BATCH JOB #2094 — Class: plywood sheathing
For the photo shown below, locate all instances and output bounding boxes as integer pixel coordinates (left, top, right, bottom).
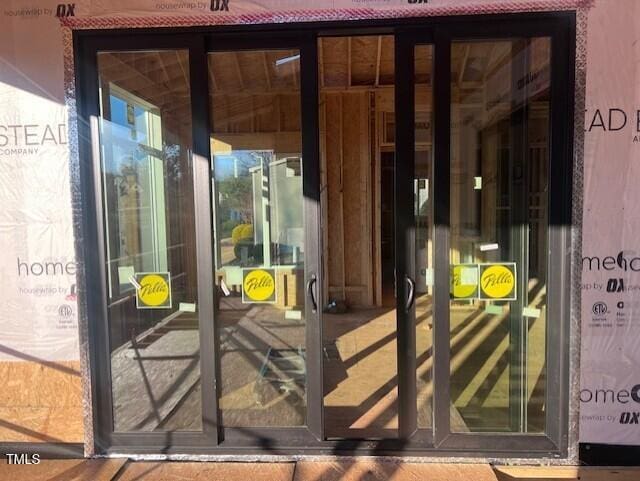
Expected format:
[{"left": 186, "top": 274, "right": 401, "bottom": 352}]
[
  {"left": 378, "top": 36, "right": 396, "bottom": 86},
  {"left": 321, "top": 92, "right": 373, "bottom": 307},
  {"left": 342, "top": 94, "right": 362, "bottom": 289},
  {"left": 322, "top": 37, "right": 349, "bottom": 88},
  {"left": 320, "top": 36, "right": 396, "bottom": 90},
  {"left": 0, "top": 361, "right": 84, "bottom": 442},
  {"left": 323, "top": 94, "right": 345, "bottom": 299},
  {"left": 319, "top": 35, "right": 397, "bottom": 307},
  {"left": 351, "top": 36, "right": 377, "bottom": 86},
  {"left": 494, "top": 467, "right": 640, "bottom": 481},
  {"left": 373, "top": 91, "right": 384, "bottom": 306}
]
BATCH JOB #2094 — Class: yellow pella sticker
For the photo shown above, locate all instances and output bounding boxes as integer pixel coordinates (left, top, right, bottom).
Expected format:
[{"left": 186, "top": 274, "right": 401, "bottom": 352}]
[
  {"left": 479, "top": 263, "right": 516, "bottom": 300},
  {"left": 242, "top": 268, "right": 277, "bottom": 303},
  {"left": 135, "top": 272, "right": 172, "bottom": 309},
  {"left": 450, "top": 264, "right": 479, "bottom": 299}
]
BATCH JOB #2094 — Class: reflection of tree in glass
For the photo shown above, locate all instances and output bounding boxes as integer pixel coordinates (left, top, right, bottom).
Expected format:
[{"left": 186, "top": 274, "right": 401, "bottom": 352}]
[
  {"left": 162, "top": 143, "right": 182, "bottom": 182},
  {"left": 109, "top": 155, "right": 142, "bottom": 267},
  {"left": 115, "top": 156, "right": 142, "bottom": 198},
  {"left": 215, "top": 151, "right": 270, "bottom": 261},
  {"left": 218, "top": 175, "right": 253, "bottom": 229}
]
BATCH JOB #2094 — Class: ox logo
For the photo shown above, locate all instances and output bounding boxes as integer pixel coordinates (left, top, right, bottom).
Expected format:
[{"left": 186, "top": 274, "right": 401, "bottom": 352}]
[
  {"left": 607, "top": 278, "right": 625, "bottom": 292},
  {"left": 210, "top": 0, "right": 229, "bottom": 11},
  {"left": 620, "top": 412, "right": 640, "bottom": 424},
  {"left": 55, "top": 3, "right": 75, "bottom": 17}
]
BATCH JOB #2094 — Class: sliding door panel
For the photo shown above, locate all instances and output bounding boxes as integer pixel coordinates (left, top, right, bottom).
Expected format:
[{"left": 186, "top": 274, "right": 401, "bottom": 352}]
[
  {"left": 399, "top": 20, "right": 569, "bottom": 454},
  {"left": 448, "top": 38, "right": 550, "bottom": 434},
  {"left": 208, "top": 48, "right": 313, "bottom": 429},
  {"left": 96, "top": 49, "right": 203, "bottom": 433}
]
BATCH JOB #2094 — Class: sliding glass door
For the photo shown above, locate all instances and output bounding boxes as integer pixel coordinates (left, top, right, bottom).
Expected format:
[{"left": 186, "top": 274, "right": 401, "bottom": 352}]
[
  {"left": 395, "top": 18, "right": 573, "bottom": 454},
  {"left": 78, "top": 13, "right": 574, "bottom": 456},
  {"left": 80, "top": 34, "right": 323, "bottom": 450}
]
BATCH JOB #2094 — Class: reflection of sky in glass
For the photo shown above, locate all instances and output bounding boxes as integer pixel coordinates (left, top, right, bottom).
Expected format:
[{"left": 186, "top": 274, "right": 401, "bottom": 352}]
[
  {"left": 109, "top": 94, "right": 149, "bottom": 144},
  {"left": 106, "top": 94, "right": 153, "bottom": 174},
  {"left": 110, "top": 95, "right": 127, "bottom": 127},
  {"left": 213, "top": 150, "right": 271, "bottom": 180}
]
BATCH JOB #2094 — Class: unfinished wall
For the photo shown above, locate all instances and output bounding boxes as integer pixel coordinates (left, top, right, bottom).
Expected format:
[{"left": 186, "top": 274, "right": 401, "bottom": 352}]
[{"left": 320, "top": 92, "right": 374, "bottom": 307}]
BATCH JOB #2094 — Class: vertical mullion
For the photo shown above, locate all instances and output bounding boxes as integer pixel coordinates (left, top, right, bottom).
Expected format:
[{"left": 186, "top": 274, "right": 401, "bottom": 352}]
[
  {"left": 394, "top": 32, "right": 417, "bottom": 439},
  {"left": 300, "top": 33, "right": 324, "bottom": 441},
  {"left": 190, "top": 36, "right": 219, "bottom": 444},
  {"left": 432, "top": 29, "right": 451, "bottom": 446}
]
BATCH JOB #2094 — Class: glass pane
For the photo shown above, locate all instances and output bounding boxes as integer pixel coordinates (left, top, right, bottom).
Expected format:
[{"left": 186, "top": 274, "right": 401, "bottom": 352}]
[
  {"left": 209, "top": 50, "right": 306, "bottom": 427},
  {"left": 320, "top": 35, "right": 399, "bottom": 439},
  {"left": 414, "top": 44, "right": 434, "bottom": 429},
  {"left": 449, "top": 38, "right": 550, "bottom": 433},
  {"left": 97, "top": 50, "right": 202, "bottom": 432}
]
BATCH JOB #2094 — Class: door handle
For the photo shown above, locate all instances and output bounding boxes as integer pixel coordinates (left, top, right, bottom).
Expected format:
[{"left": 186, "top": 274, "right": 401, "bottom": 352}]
[
  {"left": 405, "top": 275, "right": 415, "bottom": 312},
  {"left": 307, "top": 274, "right": 318, "bottom": 313}
]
